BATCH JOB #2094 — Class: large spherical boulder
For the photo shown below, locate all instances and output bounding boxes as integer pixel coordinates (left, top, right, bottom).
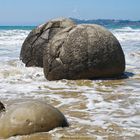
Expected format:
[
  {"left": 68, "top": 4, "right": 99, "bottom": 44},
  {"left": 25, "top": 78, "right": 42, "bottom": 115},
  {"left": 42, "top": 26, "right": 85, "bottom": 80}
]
[
  {"left": 20, "top": 18, "right": 75, "bottom": 67},
  {"left": 0, "top": 100, "right": 68, "bottom": 138},
  {"left": 43, "top": 24, "right": 125, "bottom": 80}
]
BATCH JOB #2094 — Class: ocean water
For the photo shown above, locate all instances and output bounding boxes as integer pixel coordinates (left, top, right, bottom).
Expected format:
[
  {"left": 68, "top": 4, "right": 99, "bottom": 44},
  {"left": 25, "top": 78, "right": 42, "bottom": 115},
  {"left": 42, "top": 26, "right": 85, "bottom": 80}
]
[{"left": 0, "top": 25, "right": 140, "bottom": 140}]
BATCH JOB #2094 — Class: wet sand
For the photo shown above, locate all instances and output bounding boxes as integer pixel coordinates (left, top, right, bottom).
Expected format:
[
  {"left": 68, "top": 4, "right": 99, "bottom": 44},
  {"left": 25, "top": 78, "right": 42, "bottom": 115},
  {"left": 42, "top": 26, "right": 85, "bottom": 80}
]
[
  {"left": 0, "top": 27, "right": 140, "bottom": 140},
  {"left": 0, "top": 60, "right": 139, "bottom": 140}
]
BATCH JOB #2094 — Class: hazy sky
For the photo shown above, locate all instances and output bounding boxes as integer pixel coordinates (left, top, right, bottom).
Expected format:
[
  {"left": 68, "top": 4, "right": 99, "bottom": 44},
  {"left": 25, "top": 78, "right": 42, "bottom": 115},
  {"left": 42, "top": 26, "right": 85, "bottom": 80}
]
[{"left": 0, "top": 0, "right": 140, "bottom": 25}]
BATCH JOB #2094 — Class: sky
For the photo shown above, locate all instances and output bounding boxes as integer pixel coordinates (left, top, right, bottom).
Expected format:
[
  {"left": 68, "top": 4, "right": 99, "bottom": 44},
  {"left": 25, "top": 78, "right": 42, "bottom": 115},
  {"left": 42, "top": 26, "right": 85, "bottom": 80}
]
[{"left": 0, "top": 0, "right": 140, "bottom": 25}]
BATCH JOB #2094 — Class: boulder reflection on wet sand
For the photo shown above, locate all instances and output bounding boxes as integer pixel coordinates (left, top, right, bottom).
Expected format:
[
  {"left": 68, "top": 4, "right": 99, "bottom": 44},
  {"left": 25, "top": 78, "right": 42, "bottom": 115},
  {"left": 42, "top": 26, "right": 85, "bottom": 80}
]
[
  {"left": 0, "top": 101, "right": 5, "bottom": 112},
  {"left": 0, "top": 100, "right": 68, "bottom": 139}
]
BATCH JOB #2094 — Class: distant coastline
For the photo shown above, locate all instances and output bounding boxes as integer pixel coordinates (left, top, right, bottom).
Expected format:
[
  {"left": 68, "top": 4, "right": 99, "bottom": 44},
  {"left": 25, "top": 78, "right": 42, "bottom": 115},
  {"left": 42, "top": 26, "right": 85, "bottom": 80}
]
[
  {"left": 71, "top": 18, "right": 140, "bottom": 27},
  {"left": 1, "top": 18, "right": 140, "bottom": 27}
]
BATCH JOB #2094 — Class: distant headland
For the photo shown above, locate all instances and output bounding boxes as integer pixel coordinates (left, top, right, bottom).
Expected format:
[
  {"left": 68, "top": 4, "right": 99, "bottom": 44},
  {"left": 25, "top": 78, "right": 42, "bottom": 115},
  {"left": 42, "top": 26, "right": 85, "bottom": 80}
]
[{"left": 71, "top": 18, "right": 140, "bottom": 27}]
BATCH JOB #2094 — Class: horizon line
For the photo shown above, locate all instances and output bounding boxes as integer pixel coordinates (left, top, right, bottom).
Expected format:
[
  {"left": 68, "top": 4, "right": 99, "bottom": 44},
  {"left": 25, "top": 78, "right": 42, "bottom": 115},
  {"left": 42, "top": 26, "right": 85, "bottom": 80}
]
[{"left": 0, "top": 18, "right": 140, "bottom": 26}]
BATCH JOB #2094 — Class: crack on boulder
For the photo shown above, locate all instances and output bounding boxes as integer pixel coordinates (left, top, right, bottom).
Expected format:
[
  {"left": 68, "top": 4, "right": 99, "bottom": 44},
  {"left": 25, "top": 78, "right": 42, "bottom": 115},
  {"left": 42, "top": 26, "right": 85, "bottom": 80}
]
[
  {"left": 46, "top": 41, "right": 65, "bottom": 78},
  {"left": 20, "top": 18, "right": 75, "bottom": 67},
  {"left": 46, "top": 26, "right": 75, "bottom": 78},
  {"left": 44, "top": 24, "right": 125, "bottom": 80}
]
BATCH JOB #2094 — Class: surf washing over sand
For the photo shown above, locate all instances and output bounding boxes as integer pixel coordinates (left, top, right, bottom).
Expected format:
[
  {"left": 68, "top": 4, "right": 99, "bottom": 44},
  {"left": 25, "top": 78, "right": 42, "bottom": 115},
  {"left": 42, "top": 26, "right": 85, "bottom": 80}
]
[{"left": 0, "top": 25, "right": 140, "bottom": 139}]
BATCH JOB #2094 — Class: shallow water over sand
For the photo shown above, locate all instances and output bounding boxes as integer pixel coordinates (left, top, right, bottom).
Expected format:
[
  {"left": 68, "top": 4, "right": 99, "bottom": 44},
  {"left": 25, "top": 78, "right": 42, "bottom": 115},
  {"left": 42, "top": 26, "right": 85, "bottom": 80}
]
[{"left": 0, "top": 27, "right": 140, "bottom": 140}]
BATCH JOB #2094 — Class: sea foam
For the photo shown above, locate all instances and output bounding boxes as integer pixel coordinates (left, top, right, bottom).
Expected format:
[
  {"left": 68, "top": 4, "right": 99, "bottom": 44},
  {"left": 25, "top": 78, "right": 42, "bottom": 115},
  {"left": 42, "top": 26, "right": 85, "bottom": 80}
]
[{"left": 0, "top": 26, "right": 140, "bottom": 139}]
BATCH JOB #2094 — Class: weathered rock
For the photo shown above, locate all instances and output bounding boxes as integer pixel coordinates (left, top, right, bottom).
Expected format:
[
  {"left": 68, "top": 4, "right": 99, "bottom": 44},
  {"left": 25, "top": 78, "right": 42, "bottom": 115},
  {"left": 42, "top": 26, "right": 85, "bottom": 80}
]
[
  {"left": 0, "top": 101, "right": 5, "bottom": 112},
  {"left": 43, "top": 24, "right": 125, "bottom": 80},
  {"left": 20, "top": 18, "right": 75, "bottom": 67},
  {"left": 0, "top": 100, "right": 68, "bottom": 138}
]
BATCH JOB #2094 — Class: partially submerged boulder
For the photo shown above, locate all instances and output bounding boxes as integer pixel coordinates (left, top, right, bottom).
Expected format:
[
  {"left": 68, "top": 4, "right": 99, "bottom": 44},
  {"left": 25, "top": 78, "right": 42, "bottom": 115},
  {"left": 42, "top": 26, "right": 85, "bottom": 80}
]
[
  {"left": 20, "top": 18, "right": 75, "bottom": 67},
  {"left": 43, "top": 24, "right": 125, "bottom": 80},
  {"left": 0, "top": 100, "right": 68, "bottom": 138}
]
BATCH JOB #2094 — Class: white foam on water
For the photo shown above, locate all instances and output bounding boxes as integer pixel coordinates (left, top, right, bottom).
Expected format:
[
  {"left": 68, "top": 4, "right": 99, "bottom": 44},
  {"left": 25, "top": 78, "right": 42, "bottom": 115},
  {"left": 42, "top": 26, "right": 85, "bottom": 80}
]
[
  {"left": 0, "top": 27, "right": 140, "bottom": 139},
  {"left": 0, "top": 30, "right": 30, "bottom": 61},
  {"left": 0, "top": 30, "right": 29, "bottom": 45},
  {"left": 111, "top": 27, "right": 140, "bottom": 43},
  {"left": 84, "top": 91, "right": 103, "bottom": 110},
  {"left": 110, "top": 26, "right": 140, "bottom": 71}
]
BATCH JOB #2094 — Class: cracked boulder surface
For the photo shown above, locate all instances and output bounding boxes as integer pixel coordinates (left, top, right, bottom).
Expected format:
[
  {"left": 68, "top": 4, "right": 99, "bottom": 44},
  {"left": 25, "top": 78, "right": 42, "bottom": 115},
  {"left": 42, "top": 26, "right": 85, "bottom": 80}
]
[
  {"left": 20, "top": 18, "right": 76, "bottom": 67},
  {"left": 0, "top": 100, "right": 68, "bottom": 138},
  {"left": 43, "top": 24, "right": 125, "bottom": 80}
]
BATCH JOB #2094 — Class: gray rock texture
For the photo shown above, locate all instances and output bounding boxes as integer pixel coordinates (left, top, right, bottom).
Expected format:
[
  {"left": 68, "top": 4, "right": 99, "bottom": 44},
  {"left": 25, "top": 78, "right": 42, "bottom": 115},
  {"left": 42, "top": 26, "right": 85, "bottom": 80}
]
[
  {"left": 0, "top": 100, "right": 68, "bottom": 138},
  {"left": 20, "top": 18, "right": 75, "bottom": 67},
  {"left": 43, "top": 24, "right": 125, "bottom": 80}
]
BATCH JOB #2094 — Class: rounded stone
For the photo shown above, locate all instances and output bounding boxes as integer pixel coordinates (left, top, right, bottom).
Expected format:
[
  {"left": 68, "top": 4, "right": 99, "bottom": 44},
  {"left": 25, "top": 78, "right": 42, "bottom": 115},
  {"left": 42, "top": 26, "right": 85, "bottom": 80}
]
[
  {"left": 0, "top": 100, "right": 68, "bottom": 138},
  {"left": 20, "top": 18, "right": 76, "bottom": 67},
  {"left": 43, "top": 24, "right": 125, "bottom": 80}
]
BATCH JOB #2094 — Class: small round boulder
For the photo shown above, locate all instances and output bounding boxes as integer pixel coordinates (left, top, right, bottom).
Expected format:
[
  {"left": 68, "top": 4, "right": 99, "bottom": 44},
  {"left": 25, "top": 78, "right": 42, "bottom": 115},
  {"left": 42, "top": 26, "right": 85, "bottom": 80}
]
[
  {"left": 20, "top": 18, "right": 75, "bottom": 67},
  {"left": 0, "top": 100, "right": 68, "bottom": 138},
  {"left": 43, "top": 24, "right": 125, "bottom": 80}
]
